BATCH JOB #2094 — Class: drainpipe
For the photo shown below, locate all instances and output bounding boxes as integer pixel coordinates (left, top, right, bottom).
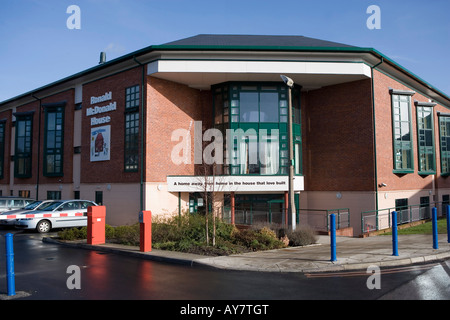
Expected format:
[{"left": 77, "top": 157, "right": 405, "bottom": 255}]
[
  {"left": 32, "top": 94, "right": 42, "bottom": 201},
  {"left": 370, "top": 57, "right": 384, "bottom": 212},
  {"left": 133, "top": 56, "right": 146, "bottom": 212}
]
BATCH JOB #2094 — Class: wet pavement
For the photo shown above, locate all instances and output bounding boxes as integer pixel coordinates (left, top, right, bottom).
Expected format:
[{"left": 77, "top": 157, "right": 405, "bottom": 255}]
[{"left": 44, "top": 233, "right": 450, "bottom": 273}]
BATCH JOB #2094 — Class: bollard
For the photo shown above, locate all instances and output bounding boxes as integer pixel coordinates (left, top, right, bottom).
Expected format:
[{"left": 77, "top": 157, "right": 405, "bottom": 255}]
[
  {"left": 330, "top": 214, "right": 337, "bottom": 262},
  {"left": 432, "top": 207, "right": 438, "bottom": 250},
  {"left": 447, "top": 205, "right": 450, "bottom": 244},
  {"left": 5, "top": 233, "right": 16, "bottom": 296},
  {"left": 139, "top": 211, "right": 152, "bottom": 252},
  {"left": 392, "top": 211, "right": 399, "bottom": 256}
]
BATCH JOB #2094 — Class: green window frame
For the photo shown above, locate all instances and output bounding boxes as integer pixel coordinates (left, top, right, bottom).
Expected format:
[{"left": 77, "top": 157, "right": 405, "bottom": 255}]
[
  {"left": 125, "top": 85, "right": 140, "bottom": 109},
  {"left": 213, "top": 82, "right": 302, "bottom": 176},
  {"left": 124, "top": 85, "right": 140, "bottom": 172},
  {"left": 416, "top": 102, "right": 436, "bottom": 175},
  {"left": 14, "top": 113, "right": 33, "bottom": 178},
  {"left": 439, "top": 114, "right": 450, "bottom": 176},
  {"left": 391, "top": 90, "right": 415, "bottom": 173},
  {"left": 44, "top": 105, "right": 65, "bottom": 176},
  {"left": 0, "top": 121, "right": 5, "bottom": 179},
  {"left": 124, "top": 111, "right": 139, "bottom": 172}
]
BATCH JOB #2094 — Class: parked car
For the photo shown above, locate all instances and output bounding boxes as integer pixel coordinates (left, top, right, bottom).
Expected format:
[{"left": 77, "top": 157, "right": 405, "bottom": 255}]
[
  {"left": 0, "top": 197, "right": 35, "bottom": 213},
  {"left": 0, "top": 200, "right": 57, "bottom": 226},
  {"left": 15, "top": 200, "right": 98, "bottom": 233}
]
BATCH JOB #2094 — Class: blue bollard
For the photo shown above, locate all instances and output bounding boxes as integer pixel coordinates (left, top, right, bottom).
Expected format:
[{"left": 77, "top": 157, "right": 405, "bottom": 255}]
[
  {"left": 432, "top": 207, "right": 438, "bottom": 250},
  {"left": 5, "top": 233, "right": 16, "bottom": 296},
  {"left": 392, "top": 211, "right": 399, "bottom": 256},
  {"left": 447, "top": 205, "right": 450, "bottom": 244},
  {"left": 330, "top": 214, "right": 337, "bottom": 262}
]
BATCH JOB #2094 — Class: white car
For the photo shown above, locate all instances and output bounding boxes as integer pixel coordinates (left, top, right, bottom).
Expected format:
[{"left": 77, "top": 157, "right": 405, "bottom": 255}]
[
  {"left": 15, "top": 200, "right": 98, "bottom": 233},
  {"left": 0, "top": 200, "right": 57, "bottom": 226}
]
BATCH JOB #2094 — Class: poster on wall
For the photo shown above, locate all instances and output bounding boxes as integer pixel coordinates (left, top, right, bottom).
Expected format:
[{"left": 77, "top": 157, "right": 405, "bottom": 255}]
[{"left": 91, "top": 125, "right": 111, "bottom": 162}]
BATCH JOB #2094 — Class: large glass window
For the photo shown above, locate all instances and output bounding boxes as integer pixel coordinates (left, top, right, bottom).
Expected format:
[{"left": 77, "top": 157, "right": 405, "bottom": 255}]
[
  {"left": 240, "top": 92, "right": 259, "bottom": 122},
  {"left": 124, "top": 85, "right": 140, "bottom": 172},
  {"left": 417, "top": 105, "right": 435, "bottom": 174},
  {"left": 15, "top": 114, "right": 33, "bottom": 178},
  {"left": 213, "top": 82, "right": 301, "bottom": 176},
  {"left": 44, "top": 106, "right": 64, "bottom": 176},
  {"left": 0, "top": 121, "right": 5, "bottom": 179},
  {"left": 392, "top": 93, "right": 414, "bottom": 173},
  {"left": 125, "top": 112, "right": 139, "bottom": 172},
  {"left": 439, "top": 115, "right": 450, "bottom": 175}
]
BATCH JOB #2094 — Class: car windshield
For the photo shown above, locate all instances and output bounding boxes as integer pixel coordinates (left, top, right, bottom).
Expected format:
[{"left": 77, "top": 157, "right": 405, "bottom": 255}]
[
  {"left": 42, "top": 201, "right": 64, "bottom": 211},
  {"left": 23, "top": 201, "right": 43, "bottom": 210}
]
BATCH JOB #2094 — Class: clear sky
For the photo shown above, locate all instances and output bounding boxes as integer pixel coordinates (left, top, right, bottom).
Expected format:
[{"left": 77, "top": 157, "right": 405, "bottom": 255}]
[{"left": 0, "top": 0, "right": 449, "bottom": 102}]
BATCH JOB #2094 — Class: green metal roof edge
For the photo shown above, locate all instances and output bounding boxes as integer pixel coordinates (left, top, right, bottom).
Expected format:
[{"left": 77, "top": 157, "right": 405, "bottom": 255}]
[{"left": 1, "top": 43, "right": 449, "bottom": 106}]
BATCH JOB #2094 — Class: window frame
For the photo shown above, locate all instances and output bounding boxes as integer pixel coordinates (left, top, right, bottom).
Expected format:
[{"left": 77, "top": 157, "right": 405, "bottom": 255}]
[
  {"left": 415, "top": 101, "right": 436, "bottom": 175},
  {"left": 43, "top": 103, "right": 65, "bottom": 177},
  {"left": 390, "top": 89, "right": 415, "bottom": 174},
  {"left": 0, "top": 120, "right": 6, "bottom": 179},
  {"left": 212, "top": 82, "right": 302, "bottom": 176},
  {"left": 124, "top": 84, "right": 140, "bottom": 172},
  {"left": 438, "top": 113, "right": 450, "bottom": 176},
  {"left": 14, "top": 112, "right": 34, "bottom": 178}
]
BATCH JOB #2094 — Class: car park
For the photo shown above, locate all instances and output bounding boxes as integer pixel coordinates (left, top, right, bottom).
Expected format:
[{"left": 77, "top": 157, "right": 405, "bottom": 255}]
[
  {"left": 15, "top": 200, "right": 98, "bottom": 233},
  {"left": 0, "top": 200, "right": 57, "bottom": 226},
  {"left": 0, "top": 197, "right": 35, "bottom": 213}
]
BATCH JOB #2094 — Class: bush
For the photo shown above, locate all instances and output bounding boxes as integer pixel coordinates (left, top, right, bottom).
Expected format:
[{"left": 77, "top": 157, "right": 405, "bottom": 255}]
[
  {"left": 57, "top": 213, "right": 316, "bottom": 256},
  {"left": 285, "top": 226, "right": 317, "bottom": 246},
  {"left": 58, "top": 227, "right": 87, "bottom": 241}
]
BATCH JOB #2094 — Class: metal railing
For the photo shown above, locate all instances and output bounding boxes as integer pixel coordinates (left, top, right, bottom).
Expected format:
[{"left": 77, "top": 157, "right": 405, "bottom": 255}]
[
  {"left": 299, "top": 208, "right": 350, "bottom": 232},
  {"left": 361, "top": 201, "right": 447, "bottom": 234},
  {"left": 223, "top": 206, "right": 350, "bottom": 232}
]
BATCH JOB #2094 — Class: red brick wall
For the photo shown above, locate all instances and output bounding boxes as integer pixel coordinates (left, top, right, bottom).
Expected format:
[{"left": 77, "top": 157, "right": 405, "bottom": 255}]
[
  {"left": 373, "top": 69, "right": 450, "bottom": 191},
  {"left": 146, "top": 77, "right": 212, "bottom": 182},
  {"left": 81, "top": 67, "right": 143, "bottom": 184},
  {"left": 303, "top": 79, "right": 375, "bottom": 191},
  {"left": 11, "top": 89, "right": 75, "bottom": 186}
]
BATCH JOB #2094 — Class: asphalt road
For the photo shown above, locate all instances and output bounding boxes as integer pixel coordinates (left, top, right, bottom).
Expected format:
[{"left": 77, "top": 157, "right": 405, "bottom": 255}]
[{"left": 0, "top": 229, "right": 449, "bottom": 305}]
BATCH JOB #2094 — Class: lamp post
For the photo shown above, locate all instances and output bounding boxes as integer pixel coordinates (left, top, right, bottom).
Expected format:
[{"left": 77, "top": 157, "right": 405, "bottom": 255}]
[{"left": 280, "top": 75, "right": 296, "bottom": 231}]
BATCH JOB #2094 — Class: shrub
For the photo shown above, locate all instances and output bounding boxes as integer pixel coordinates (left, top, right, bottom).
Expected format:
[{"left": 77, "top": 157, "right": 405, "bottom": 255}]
[{"left": 286, "top": 226, "right": 317, "bottom": 246}]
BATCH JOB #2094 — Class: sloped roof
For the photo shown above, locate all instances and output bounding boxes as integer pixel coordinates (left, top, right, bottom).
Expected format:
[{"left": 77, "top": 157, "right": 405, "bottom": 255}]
[{"left": 162, "top": 34, "right": 355, "bottom": 48}]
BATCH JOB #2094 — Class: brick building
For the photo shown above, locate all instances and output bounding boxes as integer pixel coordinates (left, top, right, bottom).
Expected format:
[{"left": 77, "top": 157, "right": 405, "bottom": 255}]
[{"left": 1, "top": 34, "right": 449, "bottom": 235}]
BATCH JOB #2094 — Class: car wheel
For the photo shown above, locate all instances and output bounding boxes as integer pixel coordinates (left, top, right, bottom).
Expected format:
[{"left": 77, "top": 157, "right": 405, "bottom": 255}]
[{"left": 36, "top": 220, "right": 51, "bottom": 233}]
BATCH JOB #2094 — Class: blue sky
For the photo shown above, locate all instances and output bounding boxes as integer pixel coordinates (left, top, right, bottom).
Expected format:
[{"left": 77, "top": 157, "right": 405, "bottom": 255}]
[{"left": 0, "top": 0, "right": 449, "bottom": 102}]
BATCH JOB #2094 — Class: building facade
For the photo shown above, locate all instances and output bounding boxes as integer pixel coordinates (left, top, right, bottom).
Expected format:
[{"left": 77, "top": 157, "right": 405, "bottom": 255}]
[{"left": 1, "top": 34, "right": 449, "bottom": 235}]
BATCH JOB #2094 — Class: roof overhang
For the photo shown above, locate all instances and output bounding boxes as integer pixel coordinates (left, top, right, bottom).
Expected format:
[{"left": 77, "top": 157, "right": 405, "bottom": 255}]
[{"left": 148, "top": 57, "right": 372, "bottom": 91}]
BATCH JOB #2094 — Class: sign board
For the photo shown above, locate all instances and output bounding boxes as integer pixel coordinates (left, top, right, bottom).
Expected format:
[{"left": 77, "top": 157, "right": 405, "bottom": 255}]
[
  {"left": 90, "top": 125, "right": 111, "bottom": 162},
  {"left": 167, "top": 175, "right": 304, "bottom": 193}
]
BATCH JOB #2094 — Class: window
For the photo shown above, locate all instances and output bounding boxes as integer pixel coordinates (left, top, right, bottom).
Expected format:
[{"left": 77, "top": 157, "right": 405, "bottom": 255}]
[
  {"left": 440, "top": 115, "right": 450, "bottom": 175},
  {"left": 44, "top": 105, "right": 64, "bottom": 176},
  {"left": 95, "top": 191, "right": 103, "bottom": 205},
  {"left": 391, "top": 92, "right": 414, "bottom": 173},
  {"left": 14, "top": 113, "right": 33, "bottom": 178},
  {"left": 416, "top": 104, "right": 435, "bottom": 174},
  {"left": 213, "top": 82, "right": 301, "bottom": 176},
  {"left": 126, "top": 85, "right": 140, "bottom": 109},
  {"left": 125, "top": 85, "right": 140, "bottom": 172},
  {"left": 0, "top": 121, "right": 5, "bottom": 179},
  {"left": 47, "top": 191, "right": 61, "bottom": 200},
  {"left": 124, "top": 112, "right": 139, "bottom": 171}
]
